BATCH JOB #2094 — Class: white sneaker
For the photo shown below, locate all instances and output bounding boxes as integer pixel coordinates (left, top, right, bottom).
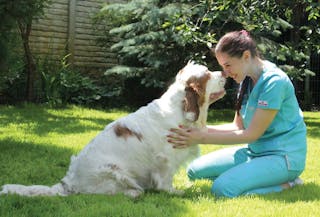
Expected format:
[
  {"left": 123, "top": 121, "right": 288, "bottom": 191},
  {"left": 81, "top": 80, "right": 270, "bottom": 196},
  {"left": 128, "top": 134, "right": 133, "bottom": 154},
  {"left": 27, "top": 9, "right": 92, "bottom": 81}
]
[{"left": 288, "top": 177, "right": 303, "bottom": 188}]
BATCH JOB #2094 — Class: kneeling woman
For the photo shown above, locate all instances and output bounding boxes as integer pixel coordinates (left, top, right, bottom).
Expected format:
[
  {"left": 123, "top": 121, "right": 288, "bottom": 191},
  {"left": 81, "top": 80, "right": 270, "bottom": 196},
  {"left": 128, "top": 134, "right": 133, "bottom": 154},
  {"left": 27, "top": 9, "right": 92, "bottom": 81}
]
[{"left": 167, "top": 30, "right": 307, "bottom": 198}]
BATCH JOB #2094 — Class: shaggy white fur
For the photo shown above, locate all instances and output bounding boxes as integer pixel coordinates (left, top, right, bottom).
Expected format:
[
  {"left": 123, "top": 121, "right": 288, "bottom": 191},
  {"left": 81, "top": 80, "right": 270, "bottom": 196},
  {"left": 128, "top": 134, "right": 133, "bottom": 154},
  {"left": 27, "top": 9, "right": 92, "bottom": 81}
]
[{"left": 0, "top": 62, "right": 225, "bottom": 197}]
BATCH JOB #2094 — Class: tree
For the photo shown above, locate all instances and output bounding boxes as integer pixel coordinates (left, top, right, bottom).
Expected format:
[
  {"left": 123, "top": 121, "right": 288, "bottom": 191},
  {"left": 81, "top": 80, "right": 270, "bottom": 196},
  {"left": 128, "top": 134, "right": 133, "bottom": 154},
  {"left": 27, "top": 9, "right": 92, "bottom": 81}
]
[
  {"left": 96, "top": 0, "right": 319, "bottom": 100},
  {"left": 95, "top": 0, "right": 205, "bottom": 91},
  {"left": 0, "top": 0, "right": 50, "bottom": 101}
]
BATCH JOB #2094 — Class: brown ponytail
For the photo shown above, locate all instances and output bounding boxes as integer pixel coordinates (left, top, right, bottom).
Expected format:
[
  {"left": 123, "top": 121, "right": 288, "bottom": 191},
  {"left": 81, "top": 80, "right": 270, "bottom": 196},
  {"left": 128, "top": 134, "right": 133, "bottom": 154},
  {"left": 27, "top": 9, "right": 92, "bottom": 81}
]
[{"left": 235, "top": 76, "right": 251, "bottom": 114}]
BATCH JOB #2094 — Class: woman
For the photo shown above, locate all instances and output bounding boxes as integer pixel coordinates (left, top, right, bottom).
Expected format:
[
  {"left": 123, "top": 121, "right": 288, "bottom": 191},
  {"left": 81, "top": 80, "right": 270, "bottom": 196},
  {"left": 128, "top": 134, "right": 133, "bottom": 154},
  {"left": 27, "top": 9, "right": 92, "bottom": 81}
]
[{"left": 167, "top": 30, "right": 307, "bottom": 198}]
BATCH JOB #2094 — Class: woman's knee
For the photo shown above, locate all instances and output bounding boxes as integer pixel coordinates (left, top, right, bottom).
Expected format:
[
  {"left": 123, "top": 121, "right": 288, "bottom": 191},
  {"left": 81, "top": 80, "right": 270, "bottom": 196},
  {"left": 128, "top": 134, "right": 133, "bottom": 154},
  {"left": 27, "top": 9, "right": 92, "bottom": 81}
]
[
  {"left": 211, "top": 178, "right": 241, "bottom": 198},
  {"left": 186, "top": 163, "right": 214, "bottom": 181},
  {"left": 186, "top": 164, "right": 198, "bottom": 181}
]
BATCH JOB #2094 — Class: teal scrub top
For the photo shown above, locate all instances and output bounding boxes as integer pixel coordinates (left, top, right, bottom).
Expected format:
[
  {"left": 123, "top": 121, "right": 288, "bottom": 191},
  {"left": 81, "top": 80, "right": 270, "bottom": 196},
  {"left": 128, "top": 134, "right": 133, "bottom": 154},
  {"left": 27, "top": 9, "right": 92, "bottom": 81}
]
[{"left": 240, "top": 60, "right": 307, "bottom": 171}]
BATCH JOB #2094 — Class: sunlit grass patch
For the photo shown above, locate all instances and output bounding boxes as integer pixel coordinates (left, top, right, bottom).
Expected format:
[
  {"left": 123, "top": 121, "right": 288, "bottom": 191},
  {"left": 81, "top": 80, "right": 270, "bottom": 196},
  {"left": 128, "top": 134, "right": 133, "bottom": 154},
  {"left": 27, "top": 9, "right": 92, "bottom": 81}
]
[{"left": 0, "top": 104, "right": 319, "bottom": 217}]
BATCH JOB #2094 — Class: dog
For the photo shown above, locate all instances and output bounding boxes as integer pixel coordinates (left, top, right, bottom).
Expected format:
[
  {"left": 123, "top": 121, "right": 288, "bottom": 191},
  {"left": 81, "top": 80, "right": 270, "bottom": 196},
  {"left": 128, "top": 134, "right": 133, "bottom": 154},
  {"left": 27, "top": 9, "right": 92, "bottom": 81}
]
[{"left": 0, "top": 61, "right": 226, "bottom": 197}]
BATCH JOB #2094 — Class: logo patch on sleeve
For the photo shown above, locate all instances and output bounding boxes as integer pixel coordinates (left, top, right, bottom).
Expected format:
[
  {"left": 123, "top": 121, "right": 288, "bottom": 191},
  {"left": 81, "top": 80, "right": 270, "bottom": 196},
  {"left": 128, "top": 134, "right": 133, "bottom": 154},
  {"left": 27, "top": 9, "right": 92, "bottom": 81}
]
[{"left": 258, "top": 100, "right": 268, "bottom": 106}]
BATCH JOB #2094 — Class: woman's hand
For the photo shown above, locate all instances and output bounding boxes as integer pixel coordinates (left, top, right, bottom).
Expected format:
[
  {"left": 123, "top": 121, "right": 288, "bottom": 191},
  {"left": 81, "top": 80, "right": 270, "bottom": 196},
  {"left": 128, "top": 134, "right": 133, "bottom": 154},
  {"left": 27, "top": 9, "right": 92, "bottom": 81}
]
[{"left": 167, "top": 125, "right": 207, "bottom": 149}]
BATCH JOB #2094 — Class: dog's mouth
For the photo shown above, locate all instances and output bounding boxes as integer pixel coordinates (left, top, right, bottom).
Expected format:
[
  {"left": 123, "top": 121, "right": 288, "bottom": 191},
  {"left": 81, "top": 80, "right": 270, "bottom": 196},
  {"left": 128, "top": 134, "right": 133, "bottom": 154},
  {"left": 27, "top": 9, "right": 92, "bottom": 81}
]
[
  {"left": 209, "top": 89, "right": 226, "bottom": 104},
  {"left": 210, "top": 76, "right": 227, "bottom": 103}
]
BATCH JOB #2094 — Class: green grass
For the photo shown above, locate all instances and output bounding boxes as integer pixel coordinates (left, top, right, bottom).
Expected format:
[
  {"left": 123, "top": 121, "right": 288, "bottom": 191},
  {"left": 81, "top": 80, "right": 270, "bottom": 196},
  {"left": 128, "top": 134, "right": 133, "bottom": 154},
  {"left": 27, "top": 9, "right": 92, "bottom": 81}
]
[{"left": 0, "top": 104, "right": 319, "bottom": 217}]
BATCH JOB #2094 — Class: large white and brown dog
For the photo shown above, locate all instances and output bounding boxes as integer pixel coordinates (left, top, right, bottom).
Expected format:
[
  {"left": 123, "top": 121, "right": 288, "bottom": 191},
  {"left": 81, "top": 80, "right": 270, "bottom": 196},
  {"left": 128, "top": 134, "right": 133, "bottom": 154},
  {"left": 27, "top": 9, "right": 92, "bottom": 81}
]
[{"left": 0, "top": 61, "right": 226, "bottom": 197}]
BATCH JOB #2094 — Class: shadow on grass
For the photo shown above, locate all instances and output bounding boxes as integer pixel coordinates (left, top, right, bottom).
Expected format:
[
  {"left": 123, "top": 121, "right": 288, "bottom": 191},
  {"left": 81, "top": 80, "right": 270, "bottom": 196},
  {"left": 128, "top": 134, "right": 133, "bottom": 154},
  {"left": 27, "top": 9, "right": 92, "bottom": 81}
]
[
  {"left": 0, "top": 138, "right": 73, "bottom": 185},
  {"left": 0, "top": 105, "right": 115, "bottom": 136},
  {"left": 257, "top": 182, "right": 320, "bottom": 203},
  {"left": 0, "top": 193, "right": 193, "bottom": 217},
  {"left": 169, "top": 180, "right": 320, "bottom": 203}
]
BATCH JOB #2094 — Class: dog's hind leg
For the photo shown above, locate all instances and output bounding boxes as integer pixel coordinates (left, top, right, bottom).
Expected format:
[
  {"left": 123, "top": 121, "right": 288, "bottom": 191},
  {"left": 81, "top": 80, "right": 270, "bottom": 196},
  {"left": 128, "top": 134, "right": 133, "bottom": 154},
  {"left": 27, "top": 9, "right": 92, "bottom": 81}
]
[{"left": 97, "top": 163, "right": 144, "bottom": 197}]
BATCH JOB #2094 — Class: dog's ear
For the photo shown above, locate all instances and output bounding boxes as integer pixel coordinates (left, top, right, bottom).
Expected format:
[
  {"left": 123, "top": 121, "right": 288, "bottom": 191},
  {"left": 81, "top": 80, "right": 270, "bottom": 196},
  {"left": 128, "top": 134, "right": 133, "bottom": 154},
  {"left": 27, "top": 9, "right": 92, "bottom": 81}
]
[
  {"left": 183, "top": 85, "right": 200, "bottom": 122},
  {"left": 183, "top": 74, "right": 209, "bottom": 122}
]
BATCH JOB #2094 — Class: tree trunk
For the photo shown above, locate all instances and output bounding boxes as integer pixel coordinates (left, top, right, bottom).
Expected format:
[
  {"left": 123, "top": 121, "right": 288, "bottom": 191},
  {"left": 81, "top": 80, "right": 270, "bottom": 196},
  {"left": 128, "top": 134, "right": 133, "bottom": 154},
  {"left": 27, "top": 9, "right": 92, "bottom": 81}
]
[
  {"left": 18, "top": 21, "right": 36, "bottom": 102},
  {"left": 290, "top": 3, "right": 303, "bottom": 47}
]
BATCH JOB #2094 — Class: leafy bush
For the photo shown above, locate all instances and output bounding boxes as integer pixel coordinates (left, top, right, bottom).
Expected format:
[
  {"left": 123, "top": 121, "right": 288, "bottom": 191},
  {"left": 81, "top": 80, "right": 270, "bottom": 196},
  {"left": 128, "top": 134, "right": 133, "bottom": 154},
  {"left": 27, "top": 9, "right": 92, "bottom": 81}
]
[
  {"left": 95, "top": 0, "right": 319, "bottom": 108},
  {"left": 95, "top": 0, "right": 208, "bottom": 89},
  {"left": 0, "top": 0, "right": 51, "bottom": 101},
  {"left": 0, "top": 32, "right": 26, "bottom": 104},
  {"left": 38, "top": 55, "right": 103, "bottom": 107}
]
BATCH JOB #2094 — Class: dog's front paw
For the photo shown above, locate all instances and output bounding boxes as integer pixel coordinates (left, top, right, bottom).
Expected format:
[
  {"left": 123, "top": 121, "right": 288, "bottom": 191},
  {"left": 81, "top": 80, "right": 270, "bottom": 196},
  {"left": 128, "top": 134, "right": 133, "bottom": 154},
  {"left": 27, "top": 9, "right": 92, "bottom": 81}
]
[{"left": 124, "top": 189, "right": 143, "bottom": 198}]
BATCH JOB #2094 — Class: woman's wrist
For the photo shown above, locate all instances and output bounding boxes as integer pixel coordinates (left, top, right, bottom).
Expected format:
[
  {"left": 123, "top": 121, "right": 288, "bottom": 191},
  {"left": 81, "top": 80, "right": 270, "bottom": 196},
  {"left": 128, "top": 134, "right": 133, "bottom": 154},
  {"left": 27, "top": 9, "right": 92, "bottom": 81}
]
[{"left": 199, "top": 127, "right": 210, "bottom": 144}]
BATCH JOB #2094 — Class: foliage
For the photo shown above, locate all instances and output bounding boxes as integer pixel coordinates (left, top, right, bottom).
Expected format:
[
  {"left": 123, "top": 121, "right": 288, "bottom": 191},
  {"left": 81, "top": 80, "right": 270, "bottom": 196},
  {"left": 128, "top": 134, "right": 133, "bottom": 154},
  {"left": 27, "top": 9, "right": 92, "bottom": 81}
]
[
  {"left": 38, "top": 55, "right": 103, "bottom": 107},
  {"left": 0, "top": 0, "right": 51, "bottom": 101},
  {"left": 95, "top": 0, "right": 204, "bottom": 90},
  {"left": 96, "top": 0, "right": 319, "bottom": 92},
  {"left": 0, "top": 2, "right": 26, "bottom": 102},
  {"left": 0, "top": 105, "right": 319, "bottom": 216},
  {"left": 0, "top": 33, "right": 25, "bottom": 103},
  {"left": 232, "top": 0, "right": 319, "bottom": 80}
]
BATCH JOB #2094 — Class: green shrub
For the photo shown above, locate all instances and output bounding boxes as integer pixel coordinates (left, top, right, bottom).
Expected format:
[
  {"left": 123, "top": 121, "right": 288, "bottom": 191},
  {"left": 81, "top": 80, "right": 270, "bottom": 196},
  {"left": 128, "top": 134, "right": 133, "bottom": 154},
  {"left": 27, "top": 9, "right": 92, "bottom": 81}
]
[
  {"left": 38, "top": 55, "right": 103, "bottom": 107},
  {"left": 0, "top": 33, "right": 26, "bottom": 103},
  {"left": 95, "top": 0, "right": 319, "bottom": 108}
]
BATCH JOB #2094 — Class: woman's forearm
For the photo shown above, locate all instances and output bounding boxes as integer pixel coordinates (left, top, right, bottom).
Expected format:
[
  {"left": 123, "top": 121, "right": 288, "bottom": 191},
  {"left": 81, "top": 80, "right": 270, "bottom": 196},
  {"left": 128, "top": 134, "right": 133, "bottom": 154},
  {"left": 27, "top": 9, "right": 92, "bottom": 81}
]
[
  {"left": 203, "top": 109, "right": 278, "bottom": 145},
  {"left": 206, "top": 112, "right": 243, "bottom": 133},
  {"left": 202, "top": 129, "right": 252, "bottom": 145},
  {"left": 207, "top": 123, "right": 242, "bottom": 132}
]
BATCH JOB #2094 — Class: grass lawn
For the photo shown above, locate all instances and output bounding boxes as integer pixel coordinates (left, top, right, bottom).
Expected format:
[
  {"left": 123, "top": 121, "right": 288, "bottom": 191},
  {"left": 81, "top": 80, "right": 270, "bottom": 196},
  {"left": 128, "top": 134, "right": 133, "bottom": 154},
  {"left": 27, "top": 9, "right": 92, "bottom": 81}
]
[{"left": 0, "top": 104, "right": 319, "bottom": 217}]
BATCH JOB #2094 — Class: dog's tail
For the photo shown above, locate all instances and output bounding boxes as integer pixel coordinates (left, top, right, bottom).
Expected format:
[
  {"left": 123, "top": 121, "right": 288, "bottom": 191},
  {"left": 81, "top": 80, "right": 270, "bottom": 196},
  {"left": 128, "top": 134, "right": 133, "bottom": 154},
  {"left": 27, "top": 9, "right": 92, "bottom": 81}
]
[{"left": 0, "top": 183, "right": 67, "bottom": 196}]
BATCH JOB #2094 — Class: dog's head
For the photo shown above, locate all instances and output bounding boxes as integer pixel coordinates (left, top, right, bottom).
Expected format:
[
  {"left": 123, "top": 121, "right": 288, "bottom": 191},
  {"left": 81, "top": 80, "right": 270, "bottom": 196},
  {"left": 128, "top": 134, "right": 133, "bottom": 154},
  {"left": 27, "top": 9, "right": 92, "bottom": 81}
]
[{"left": 176, "top": 61, "right": 226, "bottom": 122}]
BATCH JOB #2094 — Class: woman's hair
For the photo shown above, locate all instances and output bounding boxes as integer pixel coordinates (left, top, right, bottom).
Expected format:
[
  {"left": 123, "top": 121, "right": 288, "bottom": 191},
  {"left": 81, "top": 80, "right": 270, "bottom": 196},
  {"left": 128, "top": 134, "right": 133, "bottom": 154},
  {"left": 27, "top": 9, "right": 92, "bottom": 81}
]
[
  {"left": 214, "top": 30, "right": 257, "bottom": 58},
  {"left": 213, "top": 30, "right": 258, "bottom": 114}
]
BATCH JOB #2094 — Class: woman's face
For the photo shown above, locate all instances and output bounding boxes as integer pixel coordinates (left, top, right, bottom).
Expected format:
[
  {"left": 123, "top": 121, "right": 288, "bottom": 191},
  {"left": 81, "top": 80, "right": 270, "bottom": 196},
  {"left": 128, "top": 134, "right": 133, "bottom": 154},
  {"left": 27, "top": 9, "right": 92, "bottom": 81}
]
[{"left": 215, "top": 51, "right": 249, "bottom": 84}]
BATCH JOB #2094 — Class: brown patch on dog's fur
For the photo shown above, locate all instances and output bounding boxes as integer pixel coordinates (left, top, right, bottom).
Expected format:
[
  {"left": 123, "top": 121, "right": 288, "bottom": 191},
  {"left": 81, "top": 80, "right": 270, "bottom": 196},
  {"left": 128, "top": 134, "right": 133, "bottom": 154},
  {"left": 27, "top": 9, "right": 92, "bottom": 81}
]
[
  {"left": 186, "top": 72, "right": 210, "bottom": 106},
  {"left": 183, "top": 86, "right": 200, "bottom": 121},
  {"left": 183, "top": 72, "right": 210, "bottom": 121},
  {"left": 113, "top": 123, "right": 143, "bottom": 141}
]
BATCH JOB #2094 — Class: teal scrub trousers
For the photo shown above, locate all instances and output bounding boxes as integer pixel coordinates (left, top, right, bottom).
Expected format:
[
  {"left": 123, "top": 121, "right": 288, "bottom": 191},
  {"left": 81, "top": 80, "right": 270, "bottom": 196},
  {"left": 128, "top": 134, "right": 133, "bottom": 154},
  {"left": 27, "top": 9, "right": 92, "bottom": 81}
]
[{"left": 187, "top": 146, "right": 303, "bottom": 198}]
